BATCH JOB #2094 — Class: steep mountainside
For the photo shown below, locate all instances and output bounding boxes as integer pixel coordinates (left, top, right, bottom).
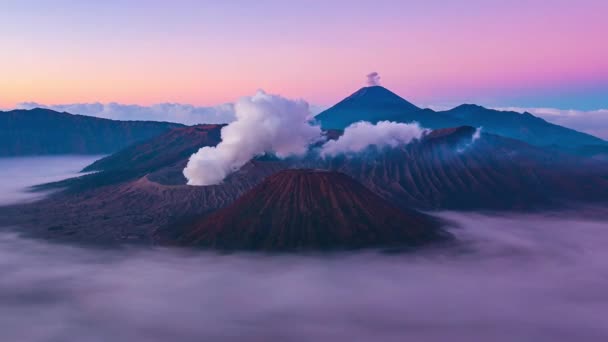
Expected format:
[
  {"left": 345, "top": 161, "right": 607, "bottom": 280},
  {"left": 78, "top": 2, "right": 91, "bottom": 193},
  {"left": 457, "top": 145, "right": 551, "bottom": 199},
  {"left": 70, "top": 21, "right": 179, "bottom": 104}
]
[
  {"left": 310, "top": 127, "right": 608, "bottom": 210},
  {"left": 568, "top": 144, "right": 608, "bottom": 161},
  {"left": 0, "top": 108, "right": 183, "bottom": 156},
  {"left": 163, "top": 169, "right": 447, "bottom": 251},
  {"left": 315, "top": 86, "right": 463, "bottom": 130}
]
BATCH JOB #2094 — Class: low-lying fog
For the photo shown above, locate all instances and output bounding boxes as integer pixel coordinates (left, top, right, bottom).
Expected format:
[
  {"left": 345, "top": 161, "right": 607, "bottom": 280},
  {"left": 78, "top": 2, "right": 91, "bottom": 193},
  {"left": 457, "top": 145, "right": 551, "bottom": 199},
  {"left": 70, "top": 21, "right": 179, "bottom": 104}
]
[
  {"left": 0, "top": 156, "right": 102, "bottom": 205},
  {"left": 1, "top": 157, "right": 607, "bottom": 341}
]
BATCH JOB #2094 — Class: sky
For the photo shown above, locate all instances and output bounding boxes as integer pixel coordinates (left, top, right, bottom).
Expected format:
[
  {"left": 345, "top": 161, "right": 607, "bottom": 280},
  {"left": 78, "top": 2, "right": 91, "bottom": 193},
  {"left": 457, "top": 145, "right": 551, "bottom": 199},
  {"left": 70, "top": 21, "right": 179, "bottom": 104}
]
[{"left": 1, "top": 0, "right": 607, "bottom": 111}]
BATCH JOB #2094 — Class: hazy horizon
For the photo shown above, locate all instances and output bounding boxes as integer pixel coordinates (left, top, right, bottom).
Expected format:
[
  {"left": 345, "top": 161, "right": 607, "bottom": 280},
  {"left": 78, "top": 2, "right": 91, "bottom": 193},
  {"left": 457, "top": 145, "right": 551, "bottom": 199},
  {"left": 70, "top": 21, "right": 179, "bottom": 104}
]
[{"left": 5, "top": 88, "right": 608, "bottom": 140}]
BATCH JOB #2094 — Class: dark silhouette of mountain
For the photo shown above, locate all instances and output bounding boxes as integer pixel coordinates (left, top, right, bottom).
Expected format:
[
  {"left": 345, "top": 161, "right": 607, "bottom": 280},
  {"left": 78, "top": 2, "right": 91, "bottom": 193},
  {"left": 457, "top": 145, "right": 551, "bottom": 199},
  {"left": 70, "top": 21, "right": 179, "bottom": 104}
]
[
  {"left": 32, "top": 125, "right": 223, "bottom": 194},
  {"left": 439, "top": 104, "right": 606, "bottom": 148},
  {"left": 0, "top": 108, "right": 183, "bottom": 156},
  {"left": 315, "top": 86, "right": 606, "bottom": 148},
  {"left": 315, "top": 86, "right": 463, "bottom": 130},
  {"left": 3, "top": 124, "right": 608, "bottom": 245},
  {"left": 163, "top": 169, "right": 447, "bottom": 251},
  {"left": 83, "top": 124, "right": 224, "bottom": 173}
]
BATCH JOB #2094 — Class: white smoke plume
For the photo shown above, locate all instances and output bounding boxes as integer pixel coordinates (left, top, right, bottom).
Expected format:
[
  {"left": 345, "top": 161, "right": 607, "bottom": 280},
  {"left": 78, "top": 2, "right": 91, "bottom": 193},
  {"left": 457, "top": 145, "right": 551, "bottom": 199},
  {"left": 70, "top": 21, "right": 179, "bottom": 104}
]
[
  {"left": 184, "top": 90, "right": 322, "bottom": 186},
  {"left": 472, "top": 127, "right": 482, "bottom": 141},
  {"left": 366, "top": 72, "right": 381, "bottom": 86},
  {"left": 320, "top": 121, "right": 427, "bottom": 157},
  {"left": 457, "top": 127, "right": 483, "bottom": 153},
  {"left": 16, "top": 102, "right": 236, "bottom": 125}
]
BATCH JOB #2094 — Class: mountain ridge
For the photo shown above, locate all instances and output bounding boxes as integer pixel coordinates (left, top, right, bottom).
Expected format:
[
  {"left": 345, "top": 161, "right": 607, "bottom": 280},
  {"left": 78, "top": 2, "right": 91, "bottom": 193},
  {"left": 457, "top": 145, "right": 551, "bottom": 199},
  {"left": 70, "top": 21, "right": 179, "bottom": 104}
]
[
  {"left": 0, "top": 108, "right": 184, "bottom": 156},
  {"left": 439, "top": 105, "right": 605, "bottom": 147}
]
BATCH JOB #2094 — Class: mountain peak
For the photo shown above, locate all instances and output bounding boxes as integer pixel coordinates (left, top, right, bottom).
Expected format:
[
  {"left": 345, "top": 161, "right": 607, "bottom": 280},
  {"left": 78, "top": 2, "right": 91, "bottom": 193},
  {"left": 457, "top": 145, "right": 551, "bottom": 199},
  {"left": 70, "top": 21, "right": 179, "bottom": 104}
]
[
  {"left": 314, "top": 86, "right": 443, "bottom": 130},
  {"left": 341, "top": 86, "right": 420, "bottom": 110},
  {"left": 452, "top": 104, "right": 486, "bottom": 111}
]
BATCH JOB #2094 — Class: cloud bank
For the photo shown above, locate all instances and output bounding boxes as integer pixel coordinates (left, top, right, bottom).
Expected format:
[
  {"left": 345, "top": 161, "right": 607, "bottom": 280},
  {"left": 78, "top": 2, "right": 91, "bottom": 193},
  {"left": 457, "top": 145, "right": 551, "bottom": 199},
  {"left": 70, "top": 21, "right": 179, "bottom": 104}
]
[
  {"left": 320, "top": 121, "right": 427, "bottom": 157},
  {"left": 16, "top": 102, "right": 236, "bottom": 125},
  {"left": 0, "top": 156, "right": 101, "bottom": 206},
  {"left": 183, "top": 90, "right": 322, "bottom": 186}
]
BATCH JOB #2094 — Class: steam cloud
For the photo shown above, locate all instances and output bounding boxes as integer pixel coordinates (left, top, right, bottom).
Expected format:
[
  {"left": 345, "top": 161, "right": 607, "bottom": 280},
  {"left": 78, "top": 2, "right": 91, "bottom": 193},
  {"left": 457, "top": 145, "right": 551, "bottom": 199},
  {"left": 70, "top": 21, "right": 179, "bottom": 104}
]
[
  {"left": 321, "top": 121, "right": 427, "bottom": 157},
  {"left": 456, "top": 127, "right": 483, "bottom": 153},
  {"left": 472, "top": 127, "right": 482, "bottom": 141},
  {"left": 183, "top": 90, "right": 322, "bottom": 186},
  {"left": 366, "top": 72, "right": 381, "bottom": 86},
  {"left": 17, "top": 102, "right": 236, "bottom": 125}
]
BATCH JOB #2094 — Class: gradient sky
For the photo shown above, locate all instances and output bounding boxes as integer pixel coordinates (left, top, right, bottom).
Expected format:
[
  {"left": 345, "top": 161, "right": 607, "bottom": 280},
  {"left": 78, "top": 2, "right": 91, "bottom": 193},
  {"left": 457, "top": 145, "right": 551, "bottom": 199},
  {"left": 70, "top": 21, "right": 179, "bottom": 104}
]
[{"left": 1, "top": 0, "right": 607, "bottom": 109}]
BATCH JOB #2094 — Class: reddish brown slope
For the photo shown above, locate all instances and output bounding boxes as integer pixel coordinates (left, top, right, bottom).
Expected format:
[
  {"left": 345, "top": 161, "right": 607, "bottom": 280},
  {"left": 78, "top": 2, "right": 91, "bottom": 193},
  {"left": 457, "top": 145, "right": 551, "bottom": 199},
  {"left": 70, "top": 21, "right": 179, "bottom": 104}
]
[{"left": 168, "top": 169, "right": 446, "bottom": 251}]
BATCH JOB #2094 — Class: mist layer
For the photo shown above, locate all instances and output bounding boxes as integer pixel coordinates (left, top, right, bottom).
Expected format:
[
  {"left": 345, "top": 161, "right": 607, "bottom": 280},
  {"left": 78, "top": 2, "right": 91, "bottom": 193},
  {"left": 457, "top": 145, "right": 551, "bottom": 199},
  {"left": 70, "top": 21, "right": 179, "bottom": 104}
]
[{"left": 1, "top": 211, "right": 608, "bottom": 341}]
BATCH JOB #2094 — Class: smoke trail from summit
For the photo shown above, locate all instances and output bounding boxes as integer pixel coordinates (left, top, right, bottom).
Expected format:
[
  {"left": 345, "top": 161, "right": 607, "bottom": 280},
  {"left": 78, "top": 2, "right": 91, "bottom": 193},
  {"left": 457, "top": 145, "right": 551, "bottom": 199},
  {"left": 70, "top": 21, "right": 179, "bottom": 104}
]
[{"left": 366, "top": 72, "right": 381, "bottom": 86}]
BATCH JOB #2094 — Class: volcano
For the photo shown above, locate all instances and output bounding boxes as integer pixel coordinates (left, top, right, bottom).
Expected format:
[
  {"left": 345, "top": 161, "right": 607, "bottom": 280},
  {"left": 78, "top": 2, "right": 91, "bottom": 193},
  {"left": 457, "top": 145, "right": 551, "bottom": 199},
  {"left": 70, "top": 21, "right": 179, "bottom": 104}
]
[
  {"left": 3, "top": 123, "right": 608, "bottom": 245},
  {"left": 315, "top": 86, "right": 606, "bottom": 149},
  {"left": 167, "top": 169, "right": 447, "bottom": 251},
  {"left": 315, "top": 86, "right": 462, "bottom": 130}
]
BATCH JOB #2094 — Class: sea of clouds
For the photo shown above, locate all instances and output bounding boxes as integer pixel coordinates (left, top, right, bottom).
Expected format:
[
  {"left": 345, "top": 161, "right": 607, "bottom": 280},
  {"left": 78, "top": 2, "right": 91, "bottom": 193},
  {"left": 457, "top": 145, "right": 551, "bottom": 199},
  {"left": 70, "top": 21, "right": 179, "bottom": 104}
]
[
  {"left": 0, "top": 156, "right": 102, "bottom": 206},
  {"left": 1, "top": 212, "right": 608, "bottom": 341},
  {"left": 1, "top": 156, "right": 608, "bottom": 341}
]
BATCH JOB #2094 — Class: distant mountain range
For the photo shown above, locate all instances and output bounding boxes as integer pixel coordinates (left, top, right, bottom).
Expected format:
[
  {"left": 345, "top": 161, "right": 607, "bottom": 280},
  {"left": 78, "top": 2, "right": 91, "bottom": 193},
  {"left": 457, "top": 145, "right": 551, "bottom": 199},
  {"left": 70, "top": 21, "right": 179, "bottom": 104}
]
[
  {"left": 2, "top": 86, "right": 608, "bottom": 248},
  {"left": 0, "top": 108, "right": 183, "bottom": 156},
  {"left": 315, "top": 86, "right": 607, "bottom": 149},
  {"left": 2, "top": 87, "right": 606, "bottom": 158}
]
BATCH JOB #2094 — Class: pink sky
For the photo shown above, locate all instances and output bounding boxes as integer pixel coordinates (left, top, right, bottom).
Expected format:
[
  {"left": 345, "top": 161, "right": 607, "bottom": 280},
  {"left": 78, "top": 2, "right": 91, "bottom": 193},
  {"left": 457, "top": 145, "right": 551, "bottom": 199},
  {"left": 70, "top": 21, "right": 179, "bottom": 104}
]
[{"left": 1, "top": 0, "right": 607, "bottom": 109}]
